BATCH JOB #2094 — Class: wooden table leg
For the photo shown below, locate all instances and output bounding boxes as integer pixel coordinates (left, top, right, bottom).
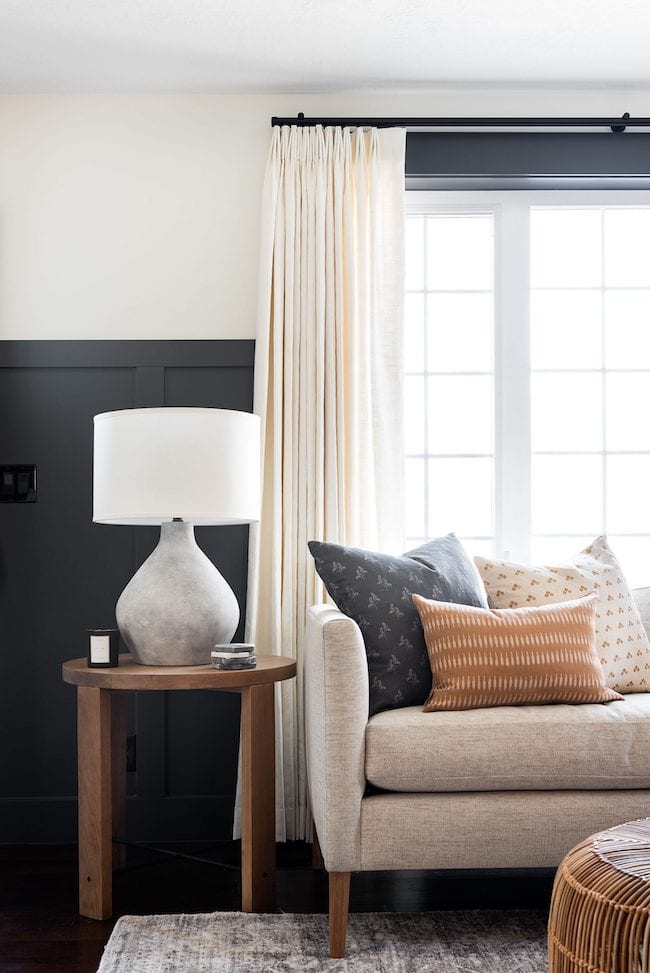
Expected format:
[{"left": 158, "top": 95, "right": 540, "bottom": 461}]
[
  {"left": 77, "top": 685, "right": 113, "bottom": 919},
  {"left": 240, "top": 683, "right": 276, "bottom": 912},
  {"left": 111, "top": 692, "right": 127, "bottom": 871}
]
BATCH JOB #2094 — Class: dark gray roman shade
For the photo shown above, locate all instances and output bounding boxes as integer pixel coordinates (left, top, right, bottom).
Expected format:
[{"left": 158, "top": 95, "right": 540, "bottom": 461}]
[{"left": 406, "top": 133, "right": 650, "bottom": 190}]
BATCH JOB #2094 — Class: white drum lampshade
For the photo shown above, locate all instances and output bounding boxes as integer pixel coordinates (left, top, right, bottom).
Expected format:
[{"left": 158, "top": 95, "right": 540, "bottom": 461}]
[{"left": 93, "top": 408, "right": 261, "bottom": 666}]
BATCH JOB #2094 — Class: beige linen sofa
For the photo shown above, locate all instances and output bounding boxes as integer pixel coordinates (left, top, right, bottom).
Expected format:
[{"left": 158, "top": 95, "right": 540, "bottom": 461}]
[{"left": 304, "top": 590, "right": 650, "bottom": 958}]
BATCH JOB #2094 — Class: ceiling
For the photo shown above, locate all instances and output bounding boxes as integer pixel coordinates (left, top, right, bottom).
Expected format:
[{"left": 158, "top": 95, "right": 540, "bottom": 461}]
[{"left": 0, "top": 0, "right": 649, "bottom": 93}]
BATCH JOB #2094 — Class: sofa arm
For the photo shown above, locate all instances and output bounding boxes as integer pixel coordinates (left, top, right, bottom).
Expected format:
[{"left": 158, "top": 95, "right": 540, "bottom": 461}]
[{"left": 304, "top": 604, "right": 368, "bottom": 872}]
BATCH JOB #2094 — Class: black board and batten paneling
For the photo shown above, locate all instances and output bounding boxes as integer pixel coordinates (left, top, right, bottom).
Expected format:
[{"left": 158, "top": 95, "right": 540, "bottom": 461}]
[{"left": 0, "top": 340, "right": 254, "bottom": 843}]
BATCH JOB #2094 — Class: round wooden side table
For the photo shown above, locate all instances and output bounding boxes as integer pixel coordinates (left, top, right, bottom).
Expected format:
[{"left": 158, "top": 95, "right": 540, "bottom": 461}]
[
  {"left": 62, "top": 654, "right": 296, "bottom": 921},
  {"left": 548, "top": 818, "right": 650, "bottom": 973}
]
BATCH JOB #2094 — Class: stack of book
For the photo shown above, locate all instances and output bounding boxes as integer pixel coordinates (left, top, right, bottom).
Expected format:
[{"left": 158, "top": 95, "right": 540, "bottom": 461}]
[{"left": 211, "top": 643, "right": 256, "bottom": 671}]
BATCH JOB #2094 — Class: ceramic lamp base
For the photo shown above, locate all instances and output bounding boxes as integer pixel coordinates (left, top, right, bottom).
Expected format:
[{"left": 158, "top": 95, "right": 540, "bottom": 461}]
[{"left": 116, "top": 520, "right": 239, "bottom": 666}]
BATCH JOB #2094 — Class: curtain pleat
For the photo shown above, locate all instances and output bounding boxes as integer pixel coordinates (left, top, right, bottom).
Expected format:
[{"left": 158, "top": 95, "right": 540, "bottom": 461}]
[{"left": 241, "top": 124, "right": 406, "bottom": 840}]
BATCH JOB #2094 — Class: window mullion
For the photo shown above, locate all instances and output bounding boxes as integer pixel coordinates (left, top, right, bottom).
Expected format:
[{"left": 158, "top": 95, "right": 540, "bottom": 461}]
[{"left": 497, "top": 199, "right": 531, "bottom": 561}]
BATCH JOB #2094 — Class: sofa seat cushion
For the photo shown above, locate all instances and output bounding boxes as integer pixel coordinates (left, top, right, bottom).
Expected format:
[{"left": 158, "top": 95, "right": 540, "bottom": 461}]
[{"left": 365, "top": 695, "right": 650, "bottom": 792}]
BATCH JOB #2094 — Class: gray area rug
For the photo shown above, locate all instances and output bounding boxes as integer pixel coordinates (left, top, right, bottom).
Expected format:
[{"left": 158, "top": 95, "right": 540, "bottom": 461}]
[{"left": 97, "top": 909, "right": 547, "bottom": 972}]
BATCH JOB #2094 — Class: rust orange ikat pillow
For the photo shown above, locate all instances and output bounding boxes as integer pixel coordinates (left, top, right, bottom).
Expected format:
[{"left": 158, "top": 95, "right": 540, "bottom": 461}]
[{"left": 413, "top": 593, "right": 622, "bottom": 712}]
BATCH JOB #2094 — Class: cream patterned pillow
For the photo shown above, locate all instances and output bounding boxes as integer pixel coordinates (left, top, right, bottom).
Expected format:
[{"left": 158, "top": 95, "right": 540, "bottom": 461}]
[{"left": 474, "top": 536, "right": 650, "bottom": 693}]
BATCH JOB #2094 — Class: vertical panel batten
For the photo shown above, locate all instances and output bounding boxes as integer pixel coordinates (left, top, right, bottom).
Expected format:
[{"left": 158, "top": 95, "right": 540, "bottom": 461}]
[{"left": 111, "top": 692, "right": 128, "bottom": 870}]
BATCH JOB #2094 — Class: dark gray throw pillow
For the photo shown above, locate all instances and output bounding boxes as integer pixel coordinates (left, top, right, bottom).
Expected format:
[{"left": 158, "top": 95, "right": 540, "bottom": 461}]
[{"left": 308, "top": 534, "right": 489, "bottom": 716}]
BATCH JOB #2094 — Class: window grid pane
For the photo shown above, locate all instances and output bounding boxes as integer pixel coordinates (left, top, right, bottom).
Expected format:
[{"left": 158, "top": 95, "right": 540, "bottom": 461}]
[
  {"left": 404, "top": 212, "right": 495, "bottom": 550},
  {"left": 530, "top": 205, "right": 650, "bottom": 583},
  {"left": 406, "top": 200, "right": 650, "bottom": 580}
]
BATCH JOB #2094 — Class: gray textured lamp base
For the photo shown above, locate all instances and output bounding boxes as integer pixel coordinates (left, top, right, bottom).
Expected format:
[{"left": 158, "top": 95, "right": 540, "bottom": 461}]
[{"left": 116, "top": 520, "right": 239, "bottom": 666}]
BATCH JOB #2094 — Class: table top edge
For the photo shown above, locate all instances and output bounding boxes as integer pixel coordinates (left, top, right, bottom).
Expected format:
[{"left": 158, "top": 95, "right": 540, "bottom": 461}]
[{"left": 62, "top": 654, "right": 297, "bottom": 689}]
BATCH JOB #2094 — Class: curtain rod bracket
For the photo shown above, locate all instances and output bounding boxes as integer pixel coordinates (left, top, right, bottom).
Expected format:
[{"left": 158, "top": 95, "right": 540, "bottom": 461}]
[{"left": 611, "top": 112, "right": 630, "bottom": 134}]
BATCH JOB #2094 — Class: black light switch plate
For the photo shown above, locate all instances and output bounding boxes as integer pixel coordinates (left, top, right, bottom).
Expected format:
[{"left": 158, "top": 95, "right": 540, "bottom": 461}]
[{"left": 0, "top": 465, "right": 37, "bottom": 502}]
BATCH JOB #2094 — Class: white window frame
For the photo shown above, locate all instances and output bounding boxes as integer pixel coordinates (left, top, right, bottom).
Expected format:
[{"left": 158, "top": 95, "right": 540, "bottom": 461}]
[{"left": 407, "top": 189, "right": 650, "bottom": 562}]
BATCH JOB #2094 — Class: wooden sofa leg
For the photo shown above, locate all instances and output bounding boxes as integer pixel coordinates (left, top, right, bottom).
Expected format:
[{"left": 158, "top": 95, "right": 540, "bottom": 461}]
[
  {"left": 312, "top": 830, "right": 324, "bottom": 870},
  {"left": 329, "top": 871, "right": 351, "bottom": 959}
]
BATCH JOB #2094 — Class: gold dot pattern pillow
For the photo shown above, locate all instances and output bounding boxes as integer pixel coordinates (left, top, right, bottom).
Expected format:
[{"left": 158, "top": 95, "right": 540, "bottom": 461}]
[
  {"left": 474, "top": 537, "right": 650, "bottom": 693},
  {"left": 413, "top": 593, "right": 622, "bottom": 712}
]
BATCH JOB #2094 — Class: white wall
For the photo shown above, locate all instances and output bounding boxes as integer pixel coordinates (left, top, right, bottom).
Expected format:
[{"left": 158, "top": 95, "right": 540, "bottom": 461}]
[{"left": 1, "top": 88, "right": 648, "bottom": 340}]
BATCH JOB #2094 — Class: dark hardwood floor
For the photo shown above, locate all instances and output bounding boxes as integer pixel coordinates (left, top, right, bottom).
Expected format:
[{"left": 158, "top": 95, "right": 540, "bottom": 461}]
[{"left": 0, "top": 842, "right": 553, "bottom": 972}]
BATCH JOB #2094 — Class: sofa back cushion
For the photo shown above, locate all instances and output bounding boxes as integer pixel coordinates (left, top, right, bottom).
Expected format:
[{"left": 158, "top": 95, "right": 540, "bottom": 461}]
[
  {"left": 308, "top": 534, "right": 488, "bottom": 715},
  {"left": 414, "top": 592, "right": 622, "bottom": 712}
]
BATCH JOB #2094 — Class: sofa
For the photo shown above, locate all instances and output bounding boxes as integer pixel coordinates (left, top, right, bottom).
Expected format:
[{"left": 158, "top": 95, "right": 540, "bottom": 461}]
[{"left": 304, "top": 588, "right": 650, "bottom": 958}]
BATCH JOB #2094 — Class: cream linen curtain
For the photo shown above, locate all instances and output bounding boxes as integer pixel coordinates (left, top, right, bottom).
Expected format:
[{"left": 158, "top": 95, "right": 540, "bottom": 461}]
[{"left": 246, "top": 124, "right": 406, "bottom": 840}]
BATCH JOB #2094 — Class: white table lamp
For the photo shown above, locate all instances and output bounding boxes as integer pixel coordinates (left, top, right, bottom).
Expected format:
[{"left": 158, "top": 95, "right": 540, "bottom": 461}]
[{"left": 93, "top": 407, "right": 261, "bottom": 666}]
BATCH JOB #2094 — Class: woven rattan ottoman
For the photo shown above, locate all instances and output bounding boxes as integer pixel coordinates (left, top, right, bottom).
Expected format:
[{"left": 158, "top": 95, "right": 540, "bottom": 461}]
[{"left": 548, "top": 819, "right": 650, "bottom": 973}]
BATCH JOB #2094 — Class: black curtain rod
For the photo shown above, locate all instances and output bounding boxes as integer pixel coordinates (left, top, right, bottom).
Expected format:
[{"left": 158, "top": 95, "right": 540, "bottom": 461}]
[{"left": 271, "top": 112, "right": 646, "bottom": 133}]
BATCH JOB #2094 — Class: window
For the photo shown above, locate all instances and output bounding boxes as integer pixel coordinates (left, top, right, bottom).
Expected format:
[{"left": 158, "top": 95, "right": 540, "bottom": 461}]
[{"left": 405, "top": 191, "right": 650, "bottom": 586}]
